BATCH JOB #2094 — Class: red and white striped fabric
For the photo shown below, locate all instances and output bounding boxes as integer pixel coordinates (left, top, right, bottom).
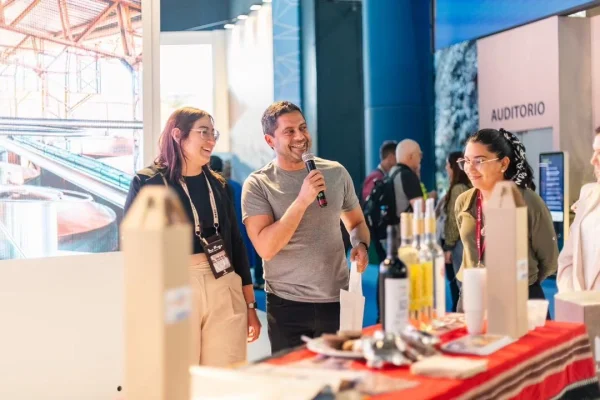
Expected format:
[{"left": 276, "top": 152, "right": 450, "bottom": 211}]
[{"left": 267, "top": 321, "right": 599, "bottom": 399}]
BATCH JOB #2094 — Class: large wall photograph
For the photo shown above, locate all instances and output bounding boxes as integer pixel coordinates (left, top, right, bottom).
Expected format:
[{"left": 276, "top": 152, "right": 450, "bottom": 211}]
[{"left": 434, "top": 40, "right": 479, "bottom": 190}]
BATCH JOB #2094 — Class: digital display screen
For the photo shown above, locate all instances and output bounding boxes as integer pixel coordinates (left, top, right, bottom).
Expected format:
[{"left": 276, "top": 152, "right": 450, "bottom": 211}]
[{"left": 539, "top": 152, "right": 565, "bottom": 222}]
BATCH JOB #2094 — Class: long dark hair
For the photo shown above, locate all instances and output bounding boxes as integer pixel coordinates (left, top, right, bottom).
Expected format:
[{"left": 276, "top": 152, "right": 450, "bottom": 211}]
[
  {"left": 467, "top": 128, "right": 536, "bottom": 191},
  {"left": 156, "top": 107, "right": 224, "bottom": 186},
  {"left": 446, "top": 151, "right": 471, "bottom": 212}
]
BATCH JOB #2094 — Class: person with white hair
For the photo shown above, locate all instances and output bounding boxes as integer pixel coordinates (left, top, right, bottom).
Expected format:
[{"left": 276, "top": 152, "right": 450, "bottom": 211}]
[{"left": 389, "top": 139, "right": 430, "bottom": 217}]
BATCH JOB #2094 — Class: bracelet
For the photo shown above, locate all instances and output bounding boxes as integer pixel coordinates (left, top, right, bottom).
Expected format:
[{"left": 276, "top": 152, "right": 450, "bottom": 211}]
[{"left": 358, "top": 241, "right": 369, "bottom": 252}]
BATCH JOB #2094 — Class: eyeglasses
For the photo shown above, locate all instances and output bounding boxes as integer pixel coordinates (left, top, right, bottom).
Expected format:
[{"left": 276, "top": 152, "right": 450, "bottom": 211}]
[
  {"left": 190, "top": 128, "right": 220, "bottom": 142},
  {"left": 457, "top": 158, "right": 499, "bottom": 171}
]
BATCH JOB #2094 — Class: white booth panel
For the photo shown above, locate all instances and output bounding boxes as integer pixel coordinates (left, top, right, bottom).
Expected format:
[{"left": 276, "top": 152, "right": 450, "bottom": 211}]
[{"left": 0, "top": 252, "right": 124, "bottom": 400}]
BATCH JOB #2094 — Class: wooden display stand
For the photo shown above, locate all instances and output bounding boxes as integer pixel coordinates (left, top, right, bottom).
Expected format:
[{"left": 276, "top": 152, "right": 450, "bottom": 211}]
[{"left": 121, "top": 186, "right": 194, "bottom": 400}]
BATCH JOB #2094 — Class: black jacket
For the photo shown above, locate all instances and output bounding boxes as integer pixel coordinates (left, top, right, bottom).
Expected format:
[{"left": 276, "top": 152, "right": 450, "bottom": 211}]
[{"left": 124, "top": 164, "right": 252, "bottom": 286}]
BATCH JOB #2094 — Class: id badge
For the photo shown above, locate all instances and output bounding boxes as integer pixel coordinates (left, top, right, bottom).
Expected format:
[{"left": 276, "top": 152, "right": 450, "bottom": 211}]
[{"left": 202, "top": 234, "right": 234, "bottom": 279}]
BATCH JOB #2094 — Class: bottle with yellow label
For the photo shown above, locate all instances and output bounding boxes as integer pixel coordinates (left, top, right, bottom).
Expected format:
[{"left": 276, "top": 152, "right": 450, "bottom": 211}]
[
  {"left": 398, "top": 212, "right": 421, "bottom": 322},
  {"left": 413, "top": 199, "right": 433, "bottom": 322},
  {"left": 423, "top": 198, "right": 446, "bottom": 320}
]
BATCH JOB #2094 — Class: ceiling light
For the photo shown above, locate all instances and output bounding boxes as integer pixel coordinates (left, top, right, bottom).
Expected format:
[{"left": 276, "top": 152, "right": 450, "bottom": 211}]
[
  {"left": 262, "top": 0, "right": 272, "bottom": 3},
  {"left": 237, "top": 14, "right": 249, "bottom": 20},
  {"left": 250, "top": 4, "right": 262, "bottom": 11},
  {"left": 224, "top": 24, "right": 235, "bottom": 29}
]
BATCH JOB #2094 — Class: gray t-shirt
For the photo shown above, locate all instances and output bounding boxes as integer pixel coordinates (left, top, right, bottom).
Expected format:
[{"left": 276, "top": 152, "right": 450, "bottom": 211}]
[{"left": 242, "top": 157, "right": 360, "bottom": 303}]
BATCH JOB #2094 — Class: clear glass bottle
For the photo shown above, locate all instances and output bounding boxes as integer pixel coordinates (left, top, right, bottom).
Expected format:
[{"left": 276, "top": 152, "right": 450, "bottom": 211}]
[
  {"left": 422, "top": 198, "right": 446, "bottom": 320},
  {"left": 398, "top": 212, "right": 421, "bottom": 322}
]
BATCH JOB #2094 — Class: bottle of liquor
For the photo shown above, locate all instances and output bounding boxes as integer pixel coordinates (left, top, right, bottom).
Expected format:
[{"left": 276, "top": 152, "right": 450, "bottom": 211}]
[
  {"left": 423, "top": 198, "right": 446, "bottom": 319},
  {"left": 398, "top": 212, "right": 421, "bottom": 322},
  {"left": 416, "top": 198, "right": 433, "bottom": 322},
  {"left": 380, "top": 224, "right": 409, "bottom": 334},
  {"left": 412, "top": 199, "right": 424, "bottom": 252},
  {"left": 412, "top": 199, "right": 431, "bottom": 322}
]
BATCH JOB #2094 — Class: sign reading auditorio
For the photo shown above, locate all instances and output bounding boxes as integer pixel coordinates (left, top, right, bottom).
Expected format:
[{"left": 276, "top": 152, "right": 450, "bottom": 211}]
[{"left": 491, "top": 102, "right": 546, "bottom": 122}]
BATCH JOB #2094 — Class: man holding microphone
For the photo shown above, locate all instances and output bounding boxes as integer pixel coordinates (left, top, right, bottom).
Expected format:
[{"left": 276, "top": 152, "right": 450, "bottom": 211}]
[{"left": 242, "top": 101, "right": 370, "bottom": 353}]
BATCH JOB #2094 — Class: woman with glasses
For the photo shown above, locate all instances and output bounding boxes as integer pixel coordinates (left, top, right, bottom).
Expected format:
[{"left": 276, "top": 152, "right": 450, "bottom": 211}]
[
  {"left": 124, "top": 107, "right": 261, "bottom": 366},
  {"left": 454, "top": 128, "right": 558, "bottom": 312}
]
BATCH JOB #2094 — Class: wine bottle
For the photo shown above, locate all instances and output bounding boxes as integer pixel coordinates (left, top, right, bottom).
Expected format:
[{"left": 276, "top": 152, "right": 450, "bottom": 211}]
[{"left": 380, "top": 224, "right": 409, "bottom": 334}]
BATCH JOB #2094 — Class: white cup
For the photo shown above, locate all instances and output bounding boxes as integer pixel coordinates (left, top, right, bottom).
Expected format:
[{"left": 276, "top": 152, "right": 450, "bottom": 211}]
[
  {"left": 527, "top": 299, "right": 549, "bottom": 329},
  {"left": 463, "top": 269, "right": 487, "bottom": 335},
  {"left": 465, "top": 310, "right": 485, "bottom": 335}
]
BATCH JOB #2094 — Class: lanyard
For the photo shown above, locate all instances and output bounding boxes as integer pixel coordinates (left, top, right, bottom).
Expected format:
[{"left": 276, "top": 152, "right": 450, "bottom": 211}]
[
  {"left": 476, "top": 191, "right": 485, "bottom": 266},
  {"left": 179, "top": 173, "right": 219, "bottom": 242}
]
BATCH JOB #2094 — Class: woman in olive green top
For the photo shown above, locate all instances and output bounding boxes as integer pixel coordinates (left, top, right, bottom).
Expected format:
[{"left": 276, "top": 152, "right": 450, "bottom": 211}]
[{"left": 454, "top": 128, "right": 558, "bottom": 312}]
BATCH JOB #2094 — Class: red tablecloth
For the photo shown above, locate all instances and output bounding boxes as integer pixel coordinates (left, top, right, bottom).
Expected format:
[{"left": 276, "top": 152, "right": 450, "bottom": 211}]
[{"left": 267, "top": 321, "right": 599, "bottom": 399}]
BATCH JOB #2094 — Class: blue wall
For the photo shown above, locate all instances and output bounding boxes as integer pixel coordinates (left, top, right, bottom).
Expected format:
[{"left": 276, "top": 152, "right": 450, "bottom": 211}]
[
  {"left": 301, "top": 0, "right": 365, "bottom": 192},
  {"left": 363, "top": 0, "right": 435, "bottom": 189},
  {"left": 273, "top": 0, "right": 302, "bottom": 107},
  {"left": 435, "top": 0, "right": 600, "bottom": 49}
]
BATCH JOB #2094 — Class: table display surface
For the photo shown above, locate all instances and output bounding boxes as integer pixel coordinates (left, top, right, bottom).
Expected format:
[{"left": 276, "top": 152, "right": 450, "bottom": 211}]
[{"left": 261, "top": 320, "right": 600, "bottom": 400}]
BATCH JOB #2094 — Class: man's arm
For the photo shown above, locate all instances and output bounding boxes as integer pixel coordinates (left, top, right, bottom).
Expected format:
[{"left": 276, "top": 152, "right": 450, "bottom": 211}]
[
  {"left": 341, "top": 207, "right": 370, "bottom": 272},
  {"left": 244, "top": 201, "right": 308, "bottom": 261},
  {"left": 339, "top": 166, "right": 370, "bottom": 272},
  {"left": 341, "top": 207, "right": 370, "bottom": 248},
  {"left": 243, "top": 170, "right": 326, "bottom": 261}
]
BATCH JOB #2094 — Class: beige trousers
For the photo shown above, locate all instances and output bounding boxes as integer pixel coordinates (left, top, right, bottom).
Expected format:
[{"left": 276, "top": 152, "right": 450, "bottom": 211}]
[{"left": 190, "top": 261, "right": 247, "bottom": 367}]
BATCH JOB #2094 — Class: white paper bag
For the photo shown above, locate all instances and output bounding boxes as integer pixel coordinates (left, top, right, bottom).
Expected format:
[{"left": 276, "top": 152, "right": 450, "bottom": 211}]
[{"left": 339, "top": 262, "right": 365, "bottom": 331}]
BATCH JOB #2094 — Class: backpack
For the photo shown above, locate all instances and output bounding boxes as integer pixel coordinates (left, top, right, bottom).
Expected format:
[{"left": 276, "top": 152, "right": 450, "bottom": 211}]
[{"left": 362, "top": 167, "right": 404, "bottom": 241}]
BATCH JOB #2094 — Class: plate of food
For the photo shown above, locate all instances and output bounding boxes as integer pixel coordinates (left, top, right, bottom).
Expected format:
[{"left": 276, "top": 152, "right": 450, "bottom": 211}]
[{"left": 303, "top": 331, "right": 364, "bottom": 359}]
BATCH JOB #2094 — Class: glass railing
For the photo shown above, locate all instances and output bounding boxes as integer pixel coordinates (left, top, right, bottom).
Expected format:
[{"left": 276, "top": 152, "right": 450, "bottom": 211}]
[{"left": 12, "top": 137, "right": 132, "bottom": 191}]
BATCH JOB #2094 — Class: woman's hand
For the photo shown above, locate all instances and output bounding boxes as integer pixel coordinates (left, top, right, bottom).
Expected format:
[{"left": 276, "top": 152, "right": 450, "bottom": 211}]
[{"left": 247, "top": 309, "right": 262, "bottom": 343}]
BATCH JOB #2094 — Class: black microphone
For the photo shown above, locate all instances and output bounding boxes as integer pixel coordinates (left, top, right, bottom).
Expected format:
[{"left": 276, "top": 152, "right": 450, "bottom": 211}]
[{"left": 302, "top": 152, "right": 328, "bottom": 208}]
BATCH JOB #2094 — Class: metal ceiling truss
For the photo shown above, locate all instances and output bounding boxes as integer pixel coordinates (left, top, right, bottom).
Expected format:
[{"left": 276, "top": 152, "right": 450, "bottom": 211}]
[
  {"left": 0, "top": 0, "right": 142, "bottom": 68},
  {"left": 0, "top": 0, "right": 141, "bottom": 119}
]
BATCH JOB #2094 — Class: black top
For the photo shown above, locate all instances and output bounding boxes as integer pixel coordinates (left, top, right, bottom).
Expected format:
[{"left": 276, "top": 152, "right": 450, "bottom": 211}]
[
  {"left": 397, "top": 163, "right": 423, "bottom": 202},
  {"left": 124, "top": 164, "right": 252, "bottom": 286},
  {"left": 177, "top": 173, "right": 218, "bottom": 251}
]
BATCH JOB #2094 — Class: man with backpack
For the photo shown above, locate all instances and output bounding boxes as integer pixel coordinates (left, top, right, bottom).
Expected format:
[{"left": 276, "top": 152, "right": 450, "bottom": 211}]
[
  {"left": 361, "top": 141, "right": 398, "bottom": 203},
  {"left": 363, "top": 139, "right": 427, "bottom": 256}
]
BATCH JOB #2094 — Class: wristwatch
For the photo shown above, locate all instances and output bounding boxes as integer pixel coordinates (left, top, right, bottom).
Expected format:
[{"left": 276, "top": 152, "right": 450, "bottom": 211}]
[{"left": 247, "top": 302, "right": 258, "bottom": 309}]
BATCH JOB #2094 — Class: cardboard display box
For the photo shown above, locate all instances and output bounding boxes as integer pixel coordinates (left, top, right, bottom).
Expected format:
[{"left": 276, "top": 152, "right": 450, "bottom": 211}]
[
  {"left": 485, "top": 182, "right": 529, "bottom": 339},
  {"left": 121, "top": 186, "right": 193, "bottom": 400}
]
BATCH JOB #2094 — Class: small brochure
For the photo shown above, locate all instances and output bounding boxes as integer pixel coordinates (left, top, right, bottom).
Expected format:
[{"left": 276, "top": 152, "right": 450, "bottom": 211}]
[{"left": 441, "top": 334, "right": 514, "bottom": 356}]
